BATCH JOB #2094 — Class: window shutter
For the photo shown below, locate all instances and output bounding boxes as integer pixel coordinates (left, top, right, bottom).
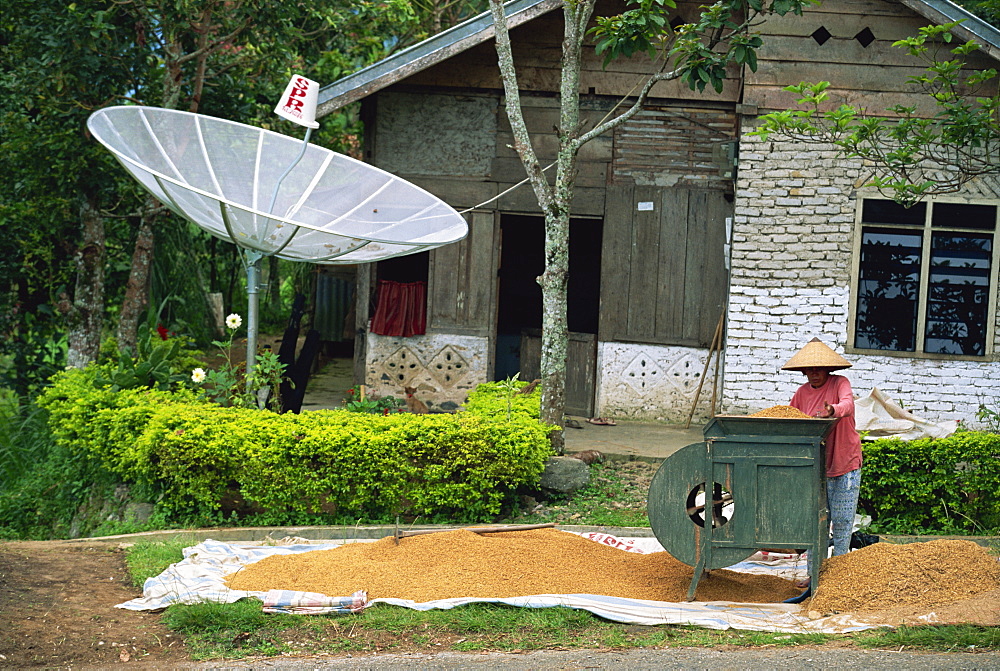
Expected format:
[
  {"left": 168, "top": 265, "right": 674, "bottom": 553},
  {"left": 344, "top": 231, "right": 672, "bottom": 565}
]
[{"left": 427, "top": 210, "right": 497, "bottom": 335}]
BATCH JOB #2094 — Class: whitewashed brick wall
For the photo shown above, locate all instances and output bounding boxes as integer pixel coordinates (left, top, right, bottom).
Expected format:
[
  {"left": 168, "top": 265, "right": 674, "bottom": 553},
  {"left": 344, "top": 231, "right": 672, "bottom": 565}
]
[
  {"left": 725, "top": 126, "right": 1000, "bottom": 428},
  {"left": 595, "top": 342, "right": 717, "bottom": 423},
  {"left": 365, "top": 333, "right": 488, "bottom": 411}
]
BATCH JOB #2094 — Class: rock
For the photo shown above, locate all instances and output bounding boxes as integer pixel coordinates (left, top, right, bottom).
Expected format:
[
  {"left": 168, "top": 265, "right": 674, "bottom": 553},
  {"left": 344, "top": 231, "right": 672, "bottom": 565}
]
[
  {"left": 569, "top": 449, "right": 604, "bottom": 465},
  {"left": 124, "top": 501, "right": 155, "bottom": 524},
  {"left": 539, "top": 456, "right": 590, "bottom": 496}
]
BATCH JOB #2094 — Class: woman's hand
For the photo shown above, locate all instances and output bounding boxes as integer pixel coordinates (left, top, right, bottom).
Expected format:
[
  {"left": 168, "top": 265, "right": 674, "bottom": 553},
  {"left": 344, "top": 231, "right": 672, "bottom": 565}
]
[{"left": 815, "top": 402, "right": 834, "bottom": 418}]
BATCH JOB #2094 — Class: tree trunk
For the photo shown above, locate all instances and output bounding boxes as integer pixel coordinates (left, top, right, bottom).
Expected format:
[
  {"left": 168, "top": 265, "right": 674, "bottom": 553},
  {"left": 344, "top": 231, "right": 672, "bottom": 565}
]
[
  {"left": 490, "top": 0, "right": 596, "bottom": 453},
  {"left": 538, "top": 210, "right": 569, "bottom": 449},
  {"left": 63, "top": 194, "right": 106, "bottom": 369},
  {"left": 116, "top": 210, "right": 156, "bottom": 354}
]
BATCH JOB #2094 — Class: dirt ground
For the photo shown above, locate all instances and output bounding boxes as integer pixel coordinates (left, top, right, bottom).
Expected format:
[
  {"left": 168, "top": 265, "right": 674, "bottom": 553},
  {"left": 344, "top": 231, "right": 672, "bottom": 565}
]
[{"left": 0, "top": 540, "right": 194, "bottom": 668}]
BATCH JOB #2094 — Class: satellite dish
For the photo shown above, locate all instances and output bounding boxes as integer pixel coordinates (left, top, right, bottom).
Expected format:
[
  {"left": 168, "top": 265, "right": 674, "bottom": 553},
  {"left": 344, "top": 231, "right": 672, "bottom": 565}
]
[
  {"left": 87, "top": 104, "right": 468, "bottom": 384},
  {"left": 86, "top": 106, "right": 468, "bottom": 263}
]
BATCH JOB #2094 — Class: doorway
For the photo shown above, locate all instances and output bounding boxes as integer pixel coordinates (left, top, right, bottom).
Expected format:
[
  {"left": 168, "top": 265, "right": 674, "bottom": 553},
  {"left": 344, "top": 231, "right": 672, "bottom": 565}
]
[{"left": 494, "top": 214, "right": 603, "bottom": 417}]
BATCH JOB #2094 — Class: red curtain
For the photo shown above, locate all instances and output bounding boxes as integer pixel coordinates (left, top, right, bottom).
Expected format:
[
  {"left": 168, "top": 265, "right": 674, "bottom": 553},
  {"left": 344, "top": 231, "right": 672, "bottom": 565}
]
[{"left": 370, "top": 280, "right": 427, "bottom": 337}]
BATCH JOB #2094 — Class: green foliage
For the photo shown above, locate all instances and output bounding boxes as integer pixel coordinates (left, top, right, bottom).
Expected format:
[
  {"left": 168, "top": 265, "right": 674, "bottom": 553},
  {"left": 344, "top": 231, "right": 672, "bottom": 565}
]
[
  {"left": 954, "top": 0, "right": 1000, "bottom": 26},
  {"left": 463, "top": 377, "right": 543, "bottom": 420},
  {"left": 591, "top": 0, "right": 677, "bottom": 64},
  {"left": 854, "top": 624, "right": 1000, "bottom": 651},
  {"left": 344, "top": 386, "right": 404, "bottom": 414},
  {"left": 505, "top": 461, "right": 652, "bottom": 528},
  {"left": 0, "top": 394, "right": 121, "bottom": 539},
  {"left": 0, "top": 397, "right": 54, "bottom": 492},
  {"left": 163, "top": 599, "right": 289, "bottom": 660},
  {"left": 976, "top": 403, "right": 1000, "bottom": 433},
  {"left": 753, "top": 23, "right": 1000, "bottom": 205},
  {"left": 861, "top": 432, "right": 1000, "bottom": 534},
  {"left": 95, "top": 330, "right": 187, "bottom": 392},
  {"left": 125, "top": 540, "right": 198, "bottom": 589},
  {"left": 192, "top": 315, "right": 288, "bottom": 411},
  {"left": 33, "top": 368, "right": 556, "bottom": 529},
  {"left": 0, "top": 309, "right": 68, "bottom": 399}
]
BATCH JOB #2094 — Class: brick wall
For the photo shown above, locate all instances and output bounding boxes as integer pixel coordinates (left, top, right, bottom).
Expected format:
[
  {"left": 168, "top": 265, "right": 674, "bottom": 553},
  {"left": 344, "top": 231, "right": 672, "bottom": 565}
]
[{"left": 724, "top": 125, "right": 1000, "bottom": 428}]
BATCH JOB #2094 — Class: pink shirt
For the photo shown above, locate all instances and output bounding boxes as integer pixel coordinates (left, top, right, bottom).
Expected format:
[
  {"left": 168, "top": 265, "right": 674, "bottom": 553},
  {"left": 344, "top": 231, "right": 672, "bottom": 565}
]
[{"left": 789, "top": 374, "right": 862, "bottom": 477}]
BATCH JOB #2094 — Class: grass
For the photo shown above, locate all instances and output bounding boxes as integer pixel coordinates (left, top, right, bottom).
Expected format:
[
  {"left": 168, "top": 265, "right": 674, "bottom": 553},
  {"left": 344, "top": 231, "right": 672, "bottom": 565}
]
[
  {"left": 160, "top": 598, "right": 844, "bottom": 661},
  {"left": 503, "top": 460, "right": 654, "bottom": 527},
  {"left": 0, "top": 395, "right": 54, "bottom": 492},
  {"left": 125, "top": 540, "right": 191, "bottom": 589},
  {"left": 126, "top": 540, "right": 1000, "bottom": 662}
]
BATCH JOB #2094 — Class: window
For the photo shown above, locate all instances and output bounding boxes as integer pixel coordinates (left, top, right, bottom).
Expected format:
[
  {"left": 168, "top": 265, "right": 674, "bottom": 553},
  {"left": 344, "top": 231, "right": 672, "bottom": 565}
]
[{"left": 851, "top": 198, "right": 998, "bottom": 357}]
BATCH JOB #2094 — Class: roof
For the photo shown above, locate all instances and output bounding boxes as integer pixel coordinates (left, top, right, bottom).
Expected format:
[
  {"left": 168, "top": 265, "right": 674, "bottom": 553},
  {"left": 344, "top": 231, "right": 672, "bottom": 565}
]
[
  {"left": 900, "top": 0, "right": 1000, "bottom": 61},
  {"left": 316, "top": 0, "right": 1000, "bottom": 118},
  {"left": 316, "top": 0, "right": 560, "bottom": 118}
]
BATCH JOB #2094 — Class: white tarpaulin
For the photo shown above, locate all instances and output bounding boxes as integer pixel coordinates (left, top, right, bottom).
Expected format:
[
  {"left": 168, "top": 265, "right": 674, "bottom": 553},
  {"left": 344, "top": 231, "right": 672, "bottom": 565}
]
[
  {"left": 116, "top": 535, "right": 882, "bottom": 633},
  {"left": 855, "top": 387, "right": 958, "bottom": 440}
]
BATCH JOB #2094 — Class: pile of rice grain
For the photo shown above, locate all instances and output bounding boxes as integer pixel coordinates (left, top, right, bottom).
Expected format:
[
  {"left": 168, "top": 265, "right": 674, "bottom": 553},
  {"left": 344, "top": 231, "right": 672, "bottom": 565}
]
[
  {"left": 749, "top": 405, "right": 813, "bottom": 419},
  {"left": 225, "top": 528, "right": 800, "bottom": 603},
  {"left": 810, "top": 539, "right": 1000, "bottom": 613}
]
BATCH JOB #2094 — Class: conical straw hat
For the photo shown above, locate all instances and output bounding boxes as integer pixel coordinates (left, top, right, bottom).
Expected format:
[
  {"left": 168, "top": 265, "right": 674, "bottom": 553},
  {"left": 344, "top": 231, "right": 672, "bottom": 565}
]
[{"left": 781, "top": 337, "right": 852, "bottom": 371}]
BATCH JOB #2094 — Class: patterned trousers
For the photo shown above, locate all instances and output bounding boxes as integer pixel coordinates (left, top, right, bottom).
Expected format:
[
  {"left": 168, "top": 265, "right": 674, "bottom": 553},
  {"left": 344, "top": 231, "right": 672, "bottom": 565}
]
[{"left": 827, "top": 468, "right": 862, "bottom": 556}]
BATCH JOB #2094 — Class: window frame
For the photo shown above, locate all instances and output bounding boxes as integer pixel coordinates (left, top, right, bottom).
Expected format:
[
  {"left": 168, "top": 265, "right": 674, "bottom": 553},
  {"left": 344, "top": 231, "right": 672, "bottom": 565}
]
[{"left": 847, "top": 195, "right": 1000, "bottom": 361}]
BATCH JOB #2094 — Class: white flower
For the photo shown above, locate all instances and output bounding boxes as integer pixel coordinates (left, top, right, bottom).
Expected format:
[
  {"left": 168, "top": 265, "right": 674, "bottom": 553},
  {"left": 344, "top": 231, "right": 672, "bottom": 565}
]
[
  {"left": 226, "top": 313, "right": 242, "bottom": 330},
  {"left": 191, "top": 368, "right": 206, "bottom": 384}
]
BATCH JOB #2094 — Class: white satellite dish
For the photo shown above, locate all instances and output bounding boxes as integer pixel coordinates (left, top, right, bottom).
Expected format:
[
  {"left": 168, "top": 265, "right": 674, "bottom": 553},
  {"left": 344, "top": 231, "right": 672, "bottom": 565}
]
[{"left": 87, "top": 104, "right": 468, "bottom": 381}]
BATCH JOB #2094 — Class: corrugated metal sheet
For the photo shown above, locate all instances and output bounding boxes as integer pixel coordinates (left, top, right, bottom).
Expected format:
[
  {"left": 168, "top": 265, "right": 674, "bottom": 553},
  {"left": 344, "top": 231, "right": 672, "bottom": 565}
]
[
  {"left": 899, "top": 0, "right": 1000, "bottom": 61},
  {"left": 316, "top": 0, "right": 561, "bottom": 116},
  {"left": 314, "top": 275, "right": 355, "bottom": 342}
]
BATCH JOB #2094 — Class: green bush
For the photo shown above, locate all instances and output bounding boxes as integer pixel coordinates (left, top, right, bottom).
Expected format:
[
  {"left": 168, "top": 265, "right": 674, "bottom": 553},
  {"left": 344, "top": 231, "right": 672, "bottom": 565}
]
[
  {"left": 32, "top": 370, "right": 556, "bottom": 530},
  {"left": 463, "top": 377, "right": 543, "bottom": 420},
  {"left": 861, "top": 432, "right": 1000, "bottom": 535},
  {"left": 0, "top": 392, "right": 123, "bottom": 539}
]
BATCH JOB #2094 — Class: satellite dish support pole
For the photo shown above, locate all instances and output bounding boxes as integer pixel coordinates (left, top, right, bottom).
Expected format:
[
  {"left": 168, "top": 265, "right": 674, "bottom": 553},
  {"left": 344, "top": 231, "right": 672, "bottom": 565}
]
[
  {"left": 267, "top": 128, "right": 313, "bottom": 214},
  {"left": 245, "top": 250, "right": 264, "bottom": 391},
  {"left": 245, "top": 128, "right": 312, "bottom": 387}
]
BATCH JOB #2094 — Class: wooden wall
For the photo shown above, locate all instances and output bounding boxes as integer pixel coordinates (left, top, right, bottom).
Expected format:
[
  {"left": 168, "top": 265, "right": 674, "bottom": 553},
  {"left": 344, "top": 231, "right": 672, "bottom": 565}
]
[
  {"left": 601, "top": 185, "right": 730, "bottom": 347},
  {"left": 372, "top": 90, "right": 737, "bottom": 210},
  {"left": 613, "top": 105, "right": 738, "bottom": 190},
  {"left": 748, "top": 0, "right": 999, "bottom": 114},
  {"left": 363, "top": 0, "right": 744, "bottom": 352},
  {"left": 403, "top": 0, "right": 741, "bottom": 103},
  {"left": 427, "top": 210, "right": 497, "bottom": 337}
]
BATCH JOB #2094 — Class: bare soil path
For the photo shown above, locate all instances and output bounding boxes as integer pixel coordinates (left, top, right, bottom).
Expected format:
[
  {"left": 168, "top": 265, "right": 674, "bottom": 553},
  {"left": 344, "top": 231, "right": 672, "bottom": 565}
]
[{"left": 0, "top": 540, "right": 192, "bottom": 668}]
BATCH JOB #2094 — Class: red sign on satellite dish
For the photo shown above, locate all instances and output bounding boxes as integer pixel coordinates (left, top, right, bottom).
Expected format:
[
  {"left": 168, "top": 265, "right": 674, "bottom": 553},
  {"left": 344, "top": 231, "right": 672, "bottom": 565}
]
[{"left": 274, "top": 75, "right": 320, "bottom": 129}]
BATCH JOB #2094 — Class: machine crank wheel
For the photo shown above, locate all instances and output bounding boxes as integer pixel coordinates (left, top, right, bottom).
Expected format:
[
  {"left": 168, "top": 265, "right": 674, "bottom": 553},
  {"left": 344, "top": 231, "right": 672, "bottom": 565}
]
[{"left": 647, "top": 442, "right": 755, "bottom": 569}]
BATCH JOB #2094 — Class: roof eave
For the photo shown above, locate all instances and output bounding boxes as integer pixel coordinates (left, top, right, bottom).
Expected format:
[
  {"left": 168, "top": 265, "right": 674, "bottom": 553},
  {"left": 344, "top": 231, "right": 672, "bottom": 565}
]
[
  {"left": 316, "top": 0, "right": 562, "bottom": 118},
  {"left": 898, "top": 0, "right": 1000, "bottom": 62}
]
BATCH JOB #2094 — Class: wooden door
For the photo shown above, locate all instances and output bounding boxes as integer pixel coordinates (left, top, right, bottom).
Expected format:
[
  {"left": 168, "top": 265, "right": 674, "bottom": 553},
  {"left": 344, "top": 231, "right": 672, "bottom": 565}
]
[
  {"left": 601, "top": 185, "right": 730, "bottom": 347},
  {"left": 518, "top": 328, "right": 596, "bottom": 418}
]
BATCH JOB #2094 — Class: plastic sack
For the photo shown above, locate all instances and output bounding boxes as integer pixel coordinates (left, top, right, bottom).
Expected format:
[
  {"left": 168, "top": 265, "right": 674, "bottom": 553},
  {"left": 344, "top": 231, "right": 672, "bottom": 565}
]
[{"left": 854, "top": 388, "right": 957, "bottom": 440}]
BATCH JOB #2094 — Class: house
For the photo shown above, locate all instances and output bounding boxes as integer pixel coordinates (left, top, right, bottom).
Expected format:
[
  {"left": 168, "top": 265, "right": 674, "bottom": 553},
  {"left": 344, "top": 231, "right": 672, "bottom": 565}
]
[{"left": 313, "top": 0, "right": 1000, "bottom": 425}]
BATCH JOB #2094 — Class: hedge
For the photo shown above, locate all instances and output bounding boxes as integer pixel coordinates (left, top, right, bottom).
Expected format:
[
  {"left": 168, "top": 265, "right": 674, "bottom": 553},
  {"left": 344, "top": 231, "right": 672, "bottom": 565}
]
[
  {"left": 861, "top": 431, "right": 1000, "bottom": 535},
  {"left": 36, "top": 370, "right": 556, "bottom": 524}
]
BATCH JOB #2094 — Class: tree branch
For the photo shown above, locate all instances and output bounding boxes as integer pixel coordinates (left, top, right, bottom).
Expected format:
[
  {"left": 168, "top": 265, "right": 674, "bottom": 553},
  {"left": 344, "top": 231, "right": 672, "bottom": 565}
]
[{"left": 489, "top": 0, "right": 552, "bottom": 212}]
